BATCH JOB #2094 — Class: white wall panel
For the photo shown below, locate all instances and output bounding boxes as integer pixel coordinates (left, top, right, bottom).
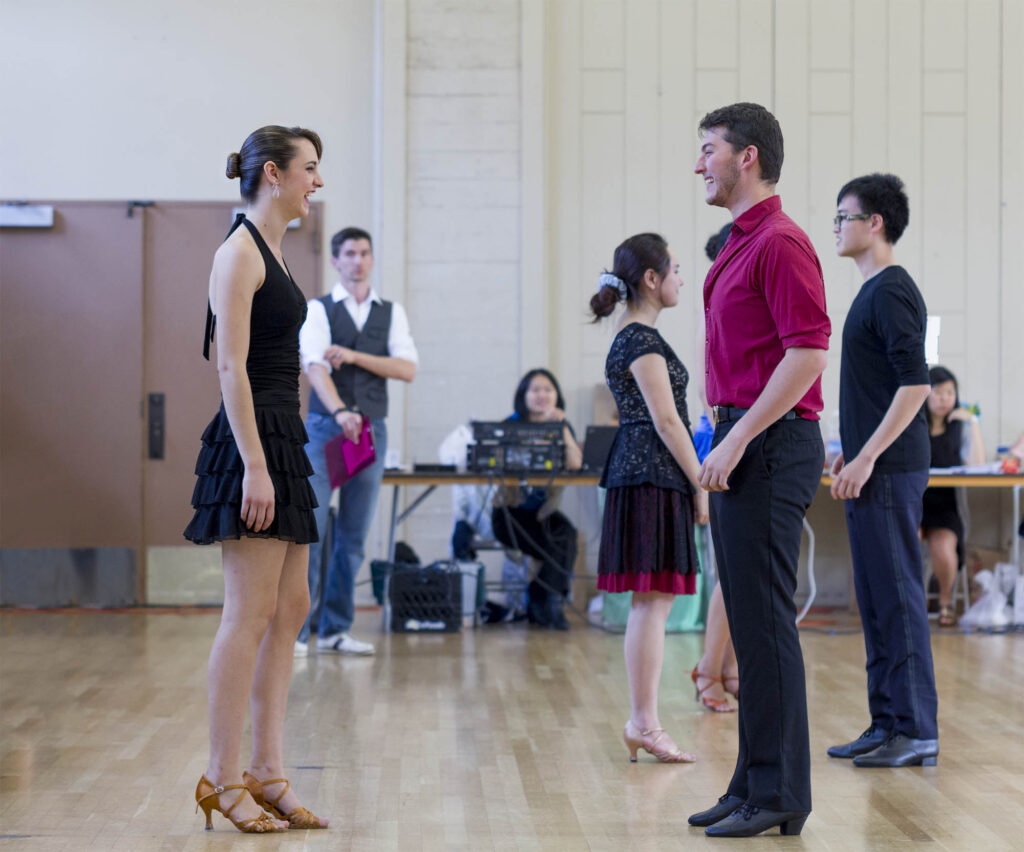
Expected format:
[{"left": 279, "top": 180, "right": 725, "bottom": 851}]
[
  {"left": 624, "top": 1, "right": 660, "bottom": 232},
  {"left": 581, "top": 0, "right": 624, "bottom": 69},
  {"left": 810, "top": 71, "right": 853, "bottom": 113},
  {"left": 738, "top": 0, "right": 774, "bottom": 107},
  {"left": 810, "top": 0, "right": 852, "bottom": 70},
  {"left": 774, "top": 0, "right": 812, "bottom": 227},
  {"left": 582, "top": 70, "right": 626, "bottom": 112},
  {"left": 922, "top": 0, "right": 966, "bottom": 69},
  {"left": 851, "top": 0, "right": 888, "bottom": 172},
  {"left": 887, "top": 0, "right": 923, "bottom": 276},
  {"left": 695, "top": 0, "right": 738, "bottom": 69},
  {"left": 921, "top": 114, "right": 966, "bottom": 314},
  {"left": 923, "top": 70, "right": 966, "bottom": 113}
]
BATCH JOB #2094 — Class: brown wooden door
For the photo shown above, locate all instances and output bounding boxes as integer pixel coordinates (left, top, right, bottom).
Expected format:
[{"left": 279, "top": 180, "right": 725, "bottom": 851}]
[
  {"left": 0, "top": 203, "right": 144, "bottom": 548},
  {"left": 140, "top": 203, "right": 323, "bottom": 548}
]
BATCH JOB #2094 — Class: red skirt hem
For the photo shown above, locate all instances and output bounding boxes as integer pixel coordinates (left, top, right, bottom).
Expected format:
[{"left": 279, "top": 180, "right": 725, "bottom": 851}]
[{"left": 598, "top": 572, "right": 696, "bottom": 595}]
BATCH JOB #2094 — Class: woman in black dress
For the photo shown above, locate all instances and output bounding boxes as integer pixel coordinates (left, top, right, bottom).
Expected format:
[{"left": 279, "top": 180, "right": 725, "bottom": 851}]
[
  {"left": 185, "top": 126, "right": 327, "bottom": 832},
  {"left": 590, "top": 233, "right": 709, "bottom": 764},
  {"left": 490, "top": 368, "right": 583, "bottom": 629},
  {"left": 920, "top": 366, "right": 985, "bottom": 627}
]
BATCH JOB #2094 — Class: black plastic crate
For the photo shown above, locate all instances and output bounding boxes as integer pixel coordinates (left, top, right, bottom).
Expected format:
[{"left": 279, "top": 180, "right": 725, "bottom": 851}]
[{"left": 389, "top": 564, "right": 462, "bottom": 633}]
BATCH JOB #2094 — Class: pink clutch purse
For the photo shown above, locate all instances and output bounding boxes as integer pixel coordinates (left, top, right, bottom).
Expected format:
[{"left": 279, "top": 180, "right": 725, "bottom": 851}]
[{"left": 325, "top": 420, "right": 376, "bottom": 488}]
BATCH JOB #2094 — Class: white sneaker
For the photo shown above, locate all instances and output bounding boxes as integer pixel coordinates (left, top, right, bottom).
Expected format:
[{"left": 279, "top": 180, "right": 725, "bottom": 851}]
[
  {"left": 294, "top": 639, "right": 309, "bottom": 656},
  {"left": 316, "top": 632, "right": 375, "bottom": 655}
]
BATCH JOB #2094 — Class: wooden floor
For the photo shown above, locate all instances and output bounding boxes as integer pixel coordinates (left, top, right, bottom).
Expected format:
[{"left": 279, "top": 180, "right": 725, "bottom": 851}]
[{"left": 1, "top": 609, "right": 1022, "bottom": 851}]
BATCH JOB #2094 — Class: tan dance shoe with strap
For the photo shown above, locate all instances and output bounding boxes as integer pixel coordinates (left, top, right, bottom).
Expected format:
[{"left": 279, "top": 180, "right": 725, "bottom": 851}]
[
  {"left": 622, "top": 721, "right": 697, "bottom": 763},
  {"left": 194, "top": 775, "right": 287, "bottom": 833},
  {"left": 243, "top": 771, "right": 328, "bottom": 829}
]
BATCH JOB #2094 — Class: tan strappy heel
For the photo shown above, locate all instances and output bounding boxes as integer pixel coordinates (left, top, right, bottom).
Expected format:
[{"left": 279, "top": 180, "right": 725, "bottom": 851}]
[
  {"left": 194, "top": 775, "right": 286, "bottom": 833},
  {"left": 622, "top": 721, "right": 697, "bottom": 764},
  {"left": 243, "top": 771, "right": 328, "bottom": 829}
]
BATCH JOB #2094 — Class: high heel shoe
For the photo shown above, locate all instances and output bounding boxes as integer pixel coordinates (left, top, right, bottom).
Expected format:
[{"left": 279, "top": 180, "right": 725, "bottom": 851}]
[
  {"left": 243, "top": 771, "right": 328, "bottom": 829},
  {"left": 194, "top": 775, "right": 286, "bottom": 833},
  {"left": 688, "top": 669, "right": 736, "bottom": 713},
  {"left": 622, "top": 721, "right": 696, "bottom": 763}
]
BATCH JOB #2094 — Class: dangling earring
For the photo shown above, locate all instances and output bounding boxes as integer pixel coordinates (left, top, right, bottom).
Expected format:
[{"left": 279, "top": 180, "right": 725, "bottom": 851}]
[{"left": 272, "top": 184, "right": 280, "bottom": 200}]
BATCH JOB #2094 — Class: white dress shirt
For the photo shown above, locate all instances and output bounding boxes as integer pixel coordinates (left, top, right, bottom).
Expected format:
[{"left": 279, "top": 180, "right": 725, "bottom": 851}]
[{"left": 299, "top": 283, "right": 418, "bottom": 373}]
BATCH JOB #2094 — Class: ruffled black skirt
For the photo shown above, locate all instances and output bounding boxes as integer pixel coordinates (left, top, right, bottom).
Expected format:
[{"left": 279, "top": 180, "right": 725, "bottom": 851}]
[{"left": 183, "top": 404, "right": 318, "bottom": 545}]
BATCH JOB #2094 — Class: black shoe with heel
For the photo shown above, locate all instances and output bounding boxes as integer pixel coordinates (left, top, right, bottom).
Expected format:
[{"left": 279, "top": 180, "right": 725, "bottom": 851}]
[
  {"left": 704, "top": 803, "right": 809, "bottom": 837},
  {"left": 827, "top": 724, "right": 890, "bottom": 758},
  {"left": 688, "top": 794, "right": 744, "bottom": 827}
]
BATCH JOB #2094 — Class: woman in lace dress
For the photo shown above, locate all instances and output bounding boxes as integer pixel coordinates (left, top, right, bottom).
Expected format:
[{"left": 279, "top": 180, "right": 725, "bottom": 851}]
[{"left": 590, "top": 233, "right": 709, "bottom": 764}]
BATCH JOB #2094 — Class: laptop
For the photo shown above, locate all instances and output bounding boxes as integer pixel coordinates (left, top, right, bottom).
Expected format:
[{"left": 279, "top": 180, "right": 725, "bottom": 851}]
[{"left": 582, "top": 425, "right": 618, "bottom": 473}]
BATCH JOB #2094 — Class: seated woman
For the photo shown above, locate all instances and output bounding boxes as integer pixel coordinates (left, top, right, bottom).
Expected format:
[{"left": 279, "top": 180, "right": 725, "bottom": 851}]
[
  {"left": 920, "top": 365, "right": 985, "bottom": 627},
  {"left": 490, "top": 368, "right": 583, "bottom": 629}
]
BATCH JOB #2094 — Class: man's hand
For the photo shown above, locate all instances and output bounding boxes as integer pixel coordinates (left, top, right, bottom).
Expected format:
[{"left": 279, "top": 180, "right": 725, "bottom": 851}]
[
  {"left": 693, "top": 488, "right": 710, "bottom": 525},
  {"left": 325, "top": 345, "right": 357, "bottom": 368},
  {"left": 699, "top": 432, "right": 746, "bottom": 492},
  {"left": 830, "top": 452, "right": 874, "bottom": 500}
]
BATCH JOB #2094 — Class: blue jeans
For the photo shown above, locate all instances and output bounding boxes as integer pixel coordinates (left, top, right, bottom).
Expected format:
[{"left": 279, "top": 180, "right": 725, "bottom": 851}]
[
  {"left": 299, "top": 413, "right": 387, "bottom": 641},
  {"left": 844, "top": 468, "right": 938, "bottom": 740}
]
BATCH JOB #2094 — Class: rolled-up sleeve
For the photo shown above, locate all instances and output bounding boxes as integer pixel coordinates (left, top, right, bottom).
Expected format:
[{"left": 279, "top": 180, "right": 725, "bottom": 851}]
[
  {"left": 388, "top": 301, "right": 419, "bottom": 365},
  {"left": 299, "top": 298, "right": 332, "bottom": 373},
  {"left": 762, "top": 234, "right": 831, "bottom": 351},
  {"left": 874, "top": 286, "right": 929, "bottom": 386}
]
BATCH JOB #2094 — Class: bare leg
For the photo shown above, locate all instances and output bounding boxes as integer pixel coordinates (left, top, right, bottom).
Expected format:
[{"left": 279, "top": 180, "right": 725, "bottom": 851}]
[
  {"left": 624, "top": 591, "right": 692, "bottom": 757},
  {"left": 926, "top": 528, "right": 959, "bottom": 609},
  {"left": 205, "top": 537, "right": 289, "bottom": 828},
  {"left": 694, "top": 582, "right": 731, "bottom": 704},
  {"left": 247, "top": 542, "right": 328, "bottom": 826}
]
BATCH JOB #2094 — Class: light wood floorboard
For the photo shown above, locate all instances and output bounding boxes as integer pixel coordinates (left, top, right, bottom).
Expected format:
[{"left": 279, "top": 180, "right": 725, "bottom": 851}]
[{"left": 1, "top": 610, "right": 1022, "bottom": 850}]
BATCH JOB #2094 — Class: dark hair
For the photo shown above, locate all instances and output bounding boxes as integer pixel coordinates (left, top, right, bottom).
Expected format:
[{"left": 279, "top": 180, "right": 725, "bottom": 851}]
[
  {"left": 590, "top": 232, "right": 671, "bottom": 320},
  {"left": 331, "top": 227, "right": 374, "bottom": 258},
  {"left": 513, "top": 369, "right": 566, "bottom": 420},
  {"left": 928, "top": 365, "right": 959, "bottom": 400},
  {"left": 226, "top": 125, "right": 323, "bottom": 204},
  {"left": 698, "top": 102, "right": 784, "bottom": 183},
  {"left": 836, "top": 173, "right": 910, "bottom": 244},
  {"left": 704, "top": 223, "right": 733, "bottom": 262}
]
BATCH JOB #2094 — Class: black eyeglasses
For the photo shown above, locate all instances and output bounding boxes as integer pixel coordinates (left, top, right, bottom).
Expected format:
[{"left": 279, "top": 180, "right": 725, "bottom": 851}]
[{"left": 833, "top": 213, "right": 872, "bottom": 228}]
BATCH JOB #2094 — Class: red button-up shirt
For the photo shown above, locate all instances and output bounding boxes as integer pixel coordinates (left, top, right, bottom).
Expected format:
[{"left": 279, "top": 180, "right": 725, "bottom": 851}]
[{"left": 703, "top": 196, "right": 830, "bottom": 420}]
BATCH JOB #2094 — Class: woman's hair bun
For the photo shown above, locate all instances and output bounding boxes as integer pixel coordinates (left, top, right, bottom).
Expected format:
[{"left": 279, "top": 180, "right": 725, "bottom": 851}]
[{"left": 225, "top": 152, "right": 242, "bottom": 180}]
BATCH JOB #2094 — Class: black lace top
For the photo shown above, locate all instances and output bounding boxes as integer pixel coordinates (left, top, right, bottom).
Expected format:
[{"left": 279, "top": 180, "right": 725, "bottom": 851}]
[{"left": 600, "top": 323, "right": 693, "bottom": 494}]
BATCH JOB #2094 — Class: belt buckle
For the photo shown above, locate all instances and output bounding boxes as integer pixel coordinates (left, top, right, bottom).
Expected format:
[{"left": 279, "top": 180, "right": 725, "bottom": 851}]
[{"left": 713, "top": 405, "right": 722, "bottom": 425}]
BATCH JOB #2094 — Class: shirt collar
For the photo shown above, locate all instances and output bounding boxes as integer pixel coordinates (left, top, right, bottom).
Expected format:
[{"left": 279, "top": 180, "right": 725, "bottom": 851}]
[
  {"left": 332, "top": 282, "right": 382, "bottom": 306},
  {"left": 731, "top": 195, "right": 782, "bottom": 234}
]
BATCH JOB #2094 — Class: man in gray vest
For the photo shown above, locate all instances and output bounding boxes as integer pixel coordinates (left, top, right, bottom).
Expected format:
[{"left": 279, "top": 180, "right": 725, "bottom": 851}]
[{"left": 296, "top": 227, "right": 418, "bottom": 655}]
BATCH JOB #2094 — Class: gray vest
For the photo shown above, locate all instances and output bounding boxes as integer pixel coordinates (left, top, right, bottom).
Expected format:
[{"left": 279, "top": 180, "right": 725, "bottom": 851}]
[{"left": 308, "top": 296, "right": 392, "bottom": 421}]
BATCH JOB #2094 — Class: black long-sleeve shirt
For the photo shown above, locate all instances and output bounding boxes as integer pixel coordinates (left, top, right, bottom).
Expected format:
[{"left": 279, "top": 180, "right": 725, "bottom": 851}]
[{"left": 839, "top": 265, "right": 930, "bottom": 473}]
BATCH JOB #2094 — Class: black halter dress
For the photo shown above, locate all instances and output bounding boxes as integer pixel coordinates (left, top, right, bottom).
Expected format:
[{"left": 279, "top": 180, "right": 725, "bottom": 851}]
[{"left": 183, "top": 215, "right": 318, "bottom": 545}]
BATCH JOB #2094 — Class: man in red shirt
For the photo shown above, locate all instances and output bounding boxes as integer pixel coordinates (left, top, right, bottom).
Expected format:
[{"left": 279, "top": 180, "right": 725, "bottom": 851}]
[{"left": 687, "top": 103, "right": 830, "bottom": 838}]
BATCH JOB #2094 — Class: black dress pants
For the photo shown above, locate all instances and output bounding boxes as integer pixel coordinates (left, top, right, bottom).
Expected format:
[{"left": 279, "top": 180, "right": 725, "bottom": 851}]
[{"left": 709, "top": 417, "right": 823, "bottom": 813}]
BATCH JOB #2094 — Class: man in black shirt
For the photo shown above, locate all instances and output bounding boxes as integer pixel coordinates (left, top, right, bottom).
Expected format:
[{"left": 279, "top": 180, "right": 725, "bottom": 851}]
[{"left": 828, "top": 173, "right": 939, "bottom": 767}]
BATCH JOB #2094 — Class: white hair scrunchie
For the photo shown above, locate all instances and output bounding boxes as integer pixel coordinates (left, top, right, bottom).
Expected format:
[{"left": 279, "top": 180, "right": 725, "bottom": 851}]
[{"left": 598, "top": 272, "right": 627, "bottom": 298}]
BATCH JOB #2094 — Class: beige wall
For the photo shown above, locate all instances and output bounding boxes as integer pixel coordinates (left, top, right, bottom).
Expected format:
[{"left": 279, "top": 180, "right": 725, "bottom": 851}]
[{"left": 0, "top": 0, "right": 377, "bottom": 288}]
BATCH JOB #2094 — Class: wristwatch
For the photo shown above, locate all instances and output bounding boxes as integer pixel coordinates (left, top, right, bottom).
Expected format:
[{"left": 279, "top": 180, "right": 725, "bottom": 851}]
[{"left": 331, "top": 407, "right": 347, "bottom": 418}]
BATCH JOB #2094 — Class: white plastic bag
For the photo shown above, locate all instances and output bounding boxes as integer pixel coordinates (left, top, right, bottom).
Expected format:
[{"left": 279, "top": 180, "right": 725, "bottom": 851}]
[{"left": 959, "top": 569, "right": 1010, "bottom": 629}]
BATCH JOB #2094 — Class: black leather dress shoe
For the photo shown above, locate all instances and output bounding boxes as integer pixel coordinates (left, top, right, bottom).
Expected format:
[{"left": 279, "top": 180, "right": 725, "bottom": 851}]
[
  {"left": 704, "top": 803, "right": 809, "bottom": 837},
  {"left": 827, "top": 724, "right": 890, "bottom": 758},
  {"left": 688, "top": 794, "right": 744, "bottom": 827},
  {"left": 852, "top": 732, "right": 938, "bottom": 767}
]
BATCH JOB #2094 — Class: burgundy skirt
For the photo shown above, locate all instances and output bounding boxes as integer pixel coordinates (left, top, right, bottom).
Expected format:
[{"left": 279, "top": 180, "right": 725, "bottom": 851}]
[{"left": 597, "top": 483, "right": 698, "bottom": 595}]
